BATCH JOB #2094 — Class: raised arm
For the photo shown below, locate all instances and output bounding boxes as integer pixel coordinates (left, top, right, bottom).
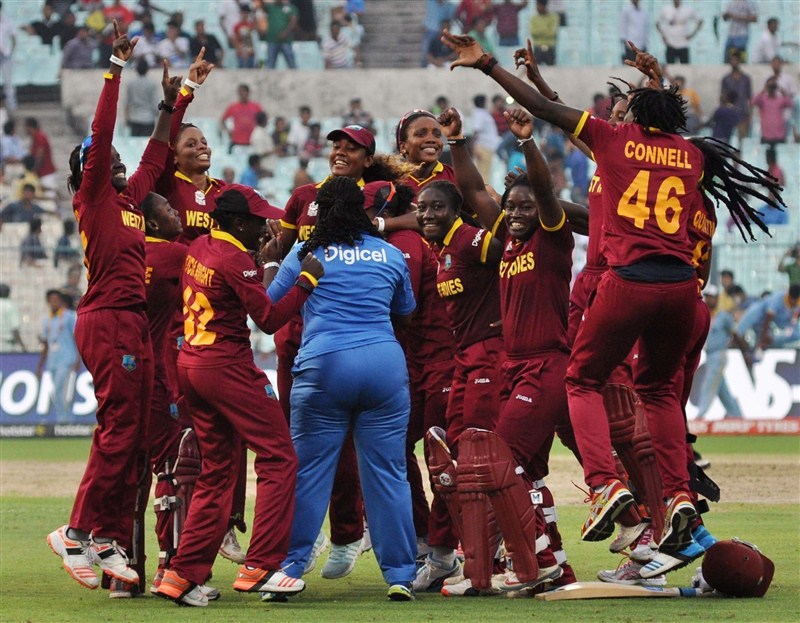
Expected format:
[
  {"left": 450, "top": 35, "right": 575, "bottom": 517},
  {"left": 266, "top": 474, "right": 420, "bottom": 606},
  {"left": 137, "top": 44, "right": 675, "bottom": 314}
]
[
  {"left": 504, "top": 108, "right": 564, "bottom": 230},
  {"left": 442, "top": 31, "right": 585, "bottom": 138},
  {"left": 437, "top": 107, "right": 501, "bottom": 231}
]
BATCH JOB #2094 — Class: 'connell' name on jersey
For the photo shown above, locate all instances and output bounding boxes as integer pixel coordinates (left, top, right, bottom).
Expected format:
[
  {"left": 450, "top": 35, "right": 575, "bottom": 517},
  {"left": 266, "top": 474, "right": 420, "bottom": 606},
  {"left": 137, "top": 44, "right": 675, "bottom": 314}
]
[{"left": 324, "top": 245, "right": 388, "bottom": 265}]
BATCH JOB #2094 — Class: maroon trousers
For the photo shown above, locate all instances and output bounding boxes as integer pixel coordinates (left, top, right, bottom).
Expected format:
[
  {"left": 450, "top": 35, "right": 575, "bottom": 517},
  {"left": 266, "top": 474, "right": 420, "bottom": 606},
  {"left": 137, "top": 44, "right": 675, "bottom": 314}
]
[
  {"left": 71, "top": 308, "right": 154, "bottom": 547},
  {"left": 172, "top": 361, "right": 297, "bottom": 585},
  {"left": 566, "top": 271, "right": 698, "bottom": 498}
]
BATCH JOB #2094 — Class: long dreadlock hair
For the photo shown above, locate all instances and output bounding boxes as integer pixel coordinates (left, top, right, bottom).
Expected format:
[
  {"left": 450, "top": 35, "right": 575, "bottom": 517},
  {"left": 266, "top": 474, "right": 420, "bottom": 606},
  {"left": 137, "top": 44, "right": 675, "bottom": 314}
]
[
  {"left": 298, "top": 176, "right": 379, "bottom": 260},
  {"left": 627, "top": 85, "right": 688, "bottom": 134},
  {"left": 689, "top": 136, "right": 785, "bottom": 242}
]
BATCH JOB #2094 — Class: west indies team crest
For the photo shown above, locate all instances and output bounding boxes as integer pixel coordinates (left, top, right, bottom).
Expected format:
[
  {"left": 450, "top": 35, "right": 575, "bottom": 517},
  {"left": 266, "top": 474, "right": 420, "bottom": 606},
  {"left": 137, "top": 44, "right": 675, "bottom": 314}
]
[
  {"left": 308, "top": 201, "right": 319, "bottom": 217},
  {"left": 444, "top": 254, "right": 452, "bottom": 270},
  {"left": 195, "top": 190, "right": 206, "bottom": 206},
  {"left": 121, "top": 354, "right": 137, "bottom": 371}
]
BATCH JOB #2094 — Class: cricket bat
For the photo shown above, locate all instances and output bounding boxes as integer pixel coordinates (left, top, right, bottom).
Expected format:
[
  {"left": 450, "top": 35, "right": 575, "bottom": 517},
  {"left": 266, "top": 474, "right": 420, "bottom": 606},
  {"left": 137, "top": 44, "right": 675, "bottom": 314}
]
[{"left": 535, "top": 581, "right": 701, "bottom": 601}]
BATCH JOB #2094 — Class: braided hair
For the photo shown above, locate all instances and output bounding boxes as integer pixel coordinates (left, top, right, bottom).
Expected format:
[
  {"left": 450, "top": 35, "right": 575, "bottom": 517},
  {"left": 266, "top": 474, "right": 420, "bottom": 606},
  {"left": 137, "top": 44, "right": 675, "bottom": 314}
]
[
  {"left": 689, "top": 137, "right": 785, "bottom": 242},
  {"left": 298, "top": 176, "right": 379, "bottom": 260},
  {"left": 379, "top": 182, "right": 416, "bottom": 218},
  {"left": 67, "top": 144, "right": 82, "bottom": 193},
  {"left": 627, "top": 85, "right": 688, "bottom": 134}
]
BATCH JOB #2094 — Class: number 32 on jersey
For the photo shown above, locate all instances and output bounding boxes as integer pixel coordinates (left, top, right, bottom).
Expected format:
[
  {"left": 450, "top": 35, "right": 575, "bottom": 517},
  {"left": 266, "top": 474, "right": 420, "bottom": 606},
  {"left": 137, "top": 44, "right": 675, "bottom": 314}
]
[
  {"left": 617, "top": 171, "right": 685, "bottom": 234},
  {"left": 183, "top": 286, "right": 217, "bottom": 346}
]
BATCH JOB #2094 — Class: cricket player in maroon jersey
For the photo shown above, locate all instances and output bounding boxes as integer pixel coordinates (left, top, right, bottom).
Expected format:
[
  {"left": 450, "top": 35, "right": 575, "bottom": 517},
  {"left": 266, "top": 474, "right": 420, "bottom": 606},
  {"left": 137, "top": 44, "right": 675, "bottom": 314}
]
[
  {"left": 156, "top": 185, "right": 323, "bottom": 607},
  {"left": 396, "top": 110, "right": 456, "bottom": 196},
  {"left": 276, "top": 127, "right": 409, "bottom": 577},
  {"left": 434, "top": 105, "right": 579, "bottom": 595},
  {"left": 416, "top": 179, "right": 505, "bottom": 593},
  {"left": 47, "top": 23, "right": 181, "bottom": 591},
  {"left": 362, "top": 181, "right": 459, "bottom": 580},
  {"left": 441, "top": 32, "right": 708, "bottom": 569}
]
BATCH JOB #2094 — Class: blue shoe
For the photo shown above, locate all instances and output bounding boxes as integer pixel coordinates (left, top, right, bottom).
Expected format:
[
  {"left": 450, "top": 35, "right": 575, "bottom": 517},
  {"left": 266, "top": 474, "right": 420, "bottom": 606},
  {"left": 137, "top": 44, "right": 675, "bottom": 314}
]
[
  {"left": 639, "top": 539, "right": 705, "bottom": 579},
  {"left": 692, "top": 525, "right": 717, "bottom": 550},
  {"left": 388, "top": 582, "right": 415, "bottom": 601}
]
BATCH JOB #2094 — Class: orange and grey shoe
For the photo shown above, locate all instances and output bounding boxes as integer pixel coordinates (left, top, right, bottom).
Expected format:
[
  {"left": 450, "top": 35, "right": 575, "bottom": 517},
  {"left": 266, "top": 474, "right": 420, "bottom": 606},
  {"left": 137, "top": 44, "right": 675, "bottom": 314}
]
[
  {"left": 658, "top": 492, "right": 697, "bottom": 553},
  {"left": 233, "top": 566, "right": 305, "bottom": 594},
  {"left": 156, "top": 569, "right": 209, "bottom": 607},
  {"left": 89, "top": 538, "right": 139, "bottom": 584},
  {"left": 580, "top": 479, "right": 635, "bottom": 542},
  {"left": 150, "top": 568, "right": 165, "bottom": 595},
  {"left": 46, "top": 525, "right": 100, "bottom": 589}
]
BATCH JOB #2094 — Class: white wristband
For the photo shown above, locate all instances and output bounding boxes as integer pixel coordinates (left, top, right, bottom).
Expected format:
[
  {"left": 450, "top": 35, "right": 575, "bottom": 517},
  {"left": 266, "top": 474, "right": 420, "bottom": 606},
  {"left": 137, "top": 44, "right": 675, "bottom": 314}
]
[
  {"left": 375, "top": 216, "right": 385, "bottom": 232},
  {"left": 183, "top": 78, "right": 201, "bottom": 91},
  {"left": 263, "top": 261, "right": 281, "bottom": 270},
  {"left": 109, "top": 55, "right": 127, "bottom": 68},
  {"left": 517, "top": 136, "right": 534, "bottom": 146}
]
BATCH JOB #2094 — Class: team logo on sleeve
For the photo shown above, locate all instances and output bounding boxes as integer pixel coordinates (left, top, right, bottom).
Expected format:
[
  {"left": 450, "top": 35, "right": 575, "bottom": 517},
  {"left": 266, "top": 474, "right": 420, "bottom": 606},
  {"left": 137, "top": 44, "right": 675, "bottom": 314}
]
[
  {"left": 121, "top": 354, "right": 137, "bottom": 371},
  {"left": 195, "top": 190, "right": 206, "bottom": 206},
  {"left": 308, "top": 201, "right": 319, "bottom": 217}
]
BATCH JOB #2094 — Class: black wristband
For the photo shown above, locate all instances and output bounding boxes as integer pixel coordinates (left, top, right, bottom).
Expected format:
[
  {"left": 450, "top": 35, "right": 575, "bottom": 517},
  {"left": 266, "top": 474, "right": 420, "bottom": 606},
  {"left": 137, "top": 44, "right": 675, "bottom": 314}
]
[
  {"left": 158, "top": 100, "right": 175, "bottom": 114},
  {"left": 447, "top": 138, "right": 467, "bottom": 146},
  {"left": 481, "top": 56, "right": 498, "bottom": 75}
]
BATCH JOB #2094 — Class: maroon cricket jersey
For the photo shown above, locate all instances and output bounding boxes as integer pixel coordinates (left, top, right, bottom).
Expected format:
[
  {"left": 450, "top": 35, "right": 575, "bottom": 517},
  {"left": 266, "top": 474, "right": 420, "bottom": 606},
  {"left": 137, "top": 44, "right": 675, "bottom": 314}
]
[
  {"left": 496, "top": 215, "right": 574, "bottom": 357},
  {"left": 387, "top": 229, "right": 455, "bottom": 364},
  {"left": 280, "top": 182, "right": 320, "bottom": 242},
  {"left": 178, "top": 230, "right": 311, "bottom": 369},
  {"left": 145, "top": 237, "right": 188, "bottom": 361},
  {"left": 404, "top": 162, "right": 456, "bottom": 197},
  {"left": 585, "top": 171, "right": 608, "bottom": 270},
  {"left": 435, "top": 217, "right": 502, "bottom": 349},
  {"left": 75, "top": 73, "right": 169, "bottom": 313},
  {"left": 574, "top": 113, "right": 704, "bottom": 268},
  {"left": 688, "top": 194, "right": 716, "bottom": 286}
]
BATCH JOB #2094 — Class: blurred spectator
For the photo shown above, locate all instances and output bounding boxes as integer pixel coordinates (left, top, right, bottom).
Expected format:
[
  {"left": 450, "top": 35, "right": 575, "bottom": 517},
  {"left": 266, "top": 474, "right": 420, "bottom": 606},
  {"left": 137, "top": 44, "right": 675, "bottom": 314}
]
[
  {"left": 778, "top": 244, "right": 800, "bottom": 286},
  {"left": 493, "top": 96, "right": 516, "bottom": 162},
  {"left": 564, "top": 141, "right": 590, "bottom": 204},
  {"left": 322, "top": 21, "right": 356, "bottom": 69},
  {"left": 332, "top": 9, "right": 364, "bottom": 66},
  {"left": 220, "top": 84, "right": 264, "bottom": 151},
  {"left": 249, "top": 111, "right": 276, "bottom": 174},
  {"left": 758, "top": 147, "right": 788, "bottom": 225},
  {"left": 342, "top": 98, "right": 375, "bottom": 135},
  {"left": 272, "top": 115, "right": 291, "bottom": 157},
  {"left": 12, "top": 155, "right": 43, "bottom": 200},
  {"left": 190, "top": 19, "right": 224, "bottom": 67},
  {"left": 455, "top": 0, "right": 493, "bottom": 32},
  {"left": 21, "top": 2, "right": 61, "bottom": 47},
  {"left": 61, "top": 25, "right": 98, "bottom": 70},
  {"left": 37, "top": 289, "right": 79, "bottom": 423},
  {"left": 218, "top": 0, "right": 242, "bottom": 47},
  {"left": 169, "top": 10, "right": 191, "bottom": 39},
  {"left": 765, "top": 146, "right": 784, "bottom": 186},
  {"left": 717, "top": 269, "right": 738, "bottom": 313},
  {"left": 293, "top": 158, "right": 314, "bottom": 189},
  {"left": 1, "top": 119, "right": 26, "bottom": 167},
  {"left": 100, "top": 0, "right": 136, "bottom": 62},
  {"left": 287, "top": 105, "right": 313, "bottom": 155},
  {"left": 293, "top": 0, "right": 318, "bottom": 41},
  {"left": 126, "top": 58, "right": 159, "bottom": 137},
  {"left": 264, "top": 0, "right": 298, "bottom": 69},
  {"left": 426, "top": 19, "right": 456, "bottom": 68},
  {"left": 431, "top": 95, "right": 450, "bottom": 115},
  {"left": 61, "top": 264, "right": 84, "bottom": 303},
  {"left": 591, "top": 91, "right": 612, "bottom": 121},
  {"left": 495, "top": 0, "right": 527, "bottom": 47},
  {"left": 1, "top": 183, "right": 48, "bottom": 223},
  {"left": 530, "top": 0, "right": 559, "bottom": 65},
  {"left": 753, "top": 17, "right": 781, "bottom": 64},
  {"left": 1, "top": 3, "right": 17, "bottom": 111},
  {"left": 421, "top": 0, "right": 456, "bottom": 68},
  {"left": 735, "top": 284, "right": 800, "bottom": 350},
  {"left": 0, "top": 283, "right": 26, "bottom": 352},
  {"left": 720, "top": 51, "right": 751, "bottom": 143},
  {"left": 752, "top": 77, "right": 792, "bottom": 147},
  {"left": 705, "top": 91, "right": 739, "bottom": 142},
  {"left": 131, "top": 22, "right": 161, "bottom": 68},
  {"left": 770, "top": 56, "right": 797, "bottom": 97},
  {"left": 673, "top": 75, "right": 703, "bottom": 132},
  {"left": 233, "top": 4, "right": 258, "bottom": 68},
  {"left": 619, "top": 0, "right": 648, "bottom": 64},
  {"left": 721, "top": 0, "right": 757, "bottom": 63},
  {"left": 300, "top": 122, "right": 324, "bottom": 160},
  {"left": 221, "top": 166, "right": 237, "bottom": 184},
  {"left": 469, "top": 15, "right": 495, "bottom": 56},
  {"left": 50, "top": 0, "right": 78, "bottom": 20},
  {"left": 656, "top": 0, "right": 703, "bottom": 65},
  {"left": 471, "top": 94, "right": 500, "bottom": 181},
  {"left": 240, "top": 154, "right": 270, "bottom": 188},
  {"left": 53, "top": 219, "right": 82, "bottom": 268},
  {"left": 695, "top": 285, "right": 742, "bottom": 420},
  {"left": 20, "top": 217, "right": 48, "bottom": 267},
  {"left": 54, "top": 12, "right": 79, "bottom": 50},
  {"left": 24, "top": 117, "right": 57, "bottom": 194},
  {"left": 156, "top": 20, "right": 190, "bottom": 68}
]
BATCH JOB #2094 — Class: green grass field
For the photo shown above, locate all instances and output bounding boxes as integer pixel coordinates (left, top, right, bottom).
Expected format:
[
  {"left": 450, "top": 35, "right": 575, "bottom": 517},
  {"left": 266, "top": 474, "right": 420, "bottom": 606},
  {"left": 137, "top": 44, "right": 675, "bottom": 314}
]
[{"left": 1, "top": 437, "right": 798, "bottom": 623}]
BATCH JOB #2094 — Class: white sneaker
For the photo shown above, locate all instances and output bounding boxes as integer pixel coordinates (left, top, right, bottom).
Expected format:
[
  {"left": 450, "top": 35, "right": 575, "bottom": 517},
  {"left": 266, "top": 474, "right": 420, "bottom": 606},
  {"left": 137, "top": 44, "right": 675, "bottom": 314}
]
[
  {"left": 441, "top": 577, "right": 500, "bottom": 597},
  {"left": 491, "top": 565, "right": 563, "bottom": 592},
  {"left": 219, "top": 528, "right": 246, "bottom": 564},
  {"left": 629, "top": 526, "right": 657, "bottom": 563},
  {"left": 198, "top": 584, "right": 221, "bottom": 601},
  {"left": 609, "top": 521, "right": 649, "bottom": 553},
  {"left": 304, "top": 532, "right": 330, "bottom": 575},
  {"left": 416, "top": 538, "right": 434, "bottom": 563},
  {"left": 321, "top": 539, "right": 363, "bottom": 579},
  {"left": 412, "top": 555, "right": 462, "bottom": 592},
  {"left": 90, "top": 538, "right": 139, "bottom": 584},
  {"left": 359, "top": 524, "right": 373, "bottom": 553},
  {"left": 47, "top": 525, "right": 100, "bottom": 589},
  {"left": 597, "top": 559, "right": 666, "bottom": 586}
]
